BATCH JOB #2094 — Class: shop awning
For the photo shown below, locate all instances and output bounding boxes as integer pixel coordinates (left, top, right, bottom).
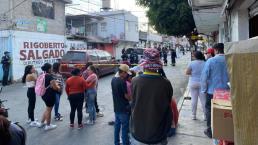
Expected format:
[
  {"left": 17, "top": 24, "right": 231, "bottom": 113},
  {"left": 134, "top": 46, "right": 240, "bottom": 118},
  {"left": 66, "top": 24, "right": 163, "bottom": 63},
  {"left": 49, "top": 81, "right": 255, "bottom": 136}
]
[
  {"left": 191, "top": 0, "right": 225, "bottom": 9},
  {"left": 86, "top": 36, "right": 109, "bottom": 43},
  {"left": 190, "top": 0, "right": 226, "bottom": 34}
]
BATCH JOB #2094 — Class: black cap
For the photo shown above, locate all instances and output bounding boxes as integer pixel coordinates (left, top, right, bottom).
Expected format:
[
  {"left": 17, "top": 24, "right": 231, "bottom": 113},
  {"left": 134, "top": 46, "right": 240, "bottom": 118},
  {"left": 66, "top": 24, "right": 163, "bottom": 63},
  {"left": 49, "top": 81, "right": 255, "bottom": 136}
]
[{"left": 4, "top": 51, "right": 10, "bottom": 54}]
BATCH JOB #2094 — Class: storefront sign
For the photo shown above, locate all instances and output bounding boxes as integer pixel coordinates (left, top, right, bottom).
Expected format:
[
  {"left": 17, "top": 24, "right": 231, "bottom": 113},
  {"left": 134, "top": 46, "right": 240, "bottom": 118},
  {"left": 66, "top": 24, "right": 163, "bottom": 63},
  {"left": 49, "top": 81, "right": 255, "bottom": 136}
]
[
  {"left": 37, "top": 18, "right": 47, "bottom": 32},
  {"left": 15, "top": 18, "right": 34, "bottom": 30}
]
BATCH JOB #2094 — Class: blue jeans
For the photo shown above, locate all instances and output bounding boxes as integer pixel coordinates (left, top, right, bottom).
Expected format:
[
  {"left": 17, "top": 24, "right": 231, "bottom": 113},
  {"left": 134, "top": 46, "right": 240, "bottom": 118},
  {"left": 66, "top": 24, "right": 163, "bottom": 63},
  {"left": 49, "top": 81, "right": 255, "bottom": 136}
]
[
  {"left": 114, "top": 112, "right": 130, "bottom": 145},
  {"left": 54, "top": 93, "right": 61, "bottom": 117},
  {"left": 86, "top": 89, "right": 96, "bottom": 121}
]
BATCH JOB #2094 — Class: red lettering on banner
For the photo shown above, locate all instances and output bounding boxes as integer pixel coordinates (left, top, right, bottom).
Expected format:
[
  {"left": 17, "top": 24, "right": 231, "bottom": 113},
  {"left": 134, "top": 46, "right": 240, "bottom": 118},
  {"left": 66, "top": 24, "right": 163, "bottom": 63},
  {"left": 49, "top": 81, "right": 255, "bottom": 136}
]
[
  {"left": 20, "top": 50, "right": 26, "bottom": 60},
  {"left": 42, "top": 50, "right": 48, "bottom": 59},
  {"left": 36, "top": 50, "right": 42, "bottom": 59},
  {"left": 60, "top": 50, "right": 65, "bottom": 57},
  {"left": 61, "top": 43, "right": 64, "bottom": 48},
  {"left": 55, "top": 50, "right": 60, "bottom": 57},
  {"left": 27, "top": 50, "right": 35, "bottom": 60},
  {"left": 24, "top": 42, "right": 29, "bottom": 49},
  {"left": 34, "top": 42, "right": 38, "bottom": 48},
  {"left": 49, "top": 43, "right": 53, "bottom": 48},
  {"left": 45, "top": 43, "right": 49, "bottom": 48},
  {"left": 49, "top": 50, "right": 55, "bottom": 58},
  {"left": 39, "top": 43, "right": 44, "bottom": 48}
]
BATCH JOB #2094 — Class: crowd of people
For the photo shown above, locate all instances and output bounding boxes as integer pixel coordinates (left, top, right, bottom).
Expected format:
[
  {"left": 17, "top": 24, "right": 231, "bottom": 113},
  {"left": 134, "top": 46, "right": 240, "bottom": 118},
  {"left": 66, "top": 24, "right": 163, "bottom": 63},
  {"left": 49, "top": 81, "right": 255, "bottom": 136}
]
[
  {"left": 112, "top": 48, "right": 178, "bottom": 145},
  {"left": 16, "top": 61, "right": 102, "bottom": 131},
  {"left": 121, "top": 46, "right": 179, "bottom": 68},
  {"left": 0, "top": 43, "right": 229, "bottom": 145}
]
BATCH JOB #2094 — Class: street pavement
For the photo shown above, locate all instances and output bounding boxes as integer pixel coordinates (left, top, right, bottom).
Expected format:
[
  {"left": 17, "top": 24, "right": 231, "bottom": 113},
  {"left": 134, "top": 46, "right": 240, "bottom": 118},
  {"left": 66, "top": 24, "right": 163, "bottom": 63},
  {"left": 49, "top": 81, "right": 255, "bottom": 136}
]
[
  {"left": 1, "top": 52, "right": 195, "bottom": 145},
  {"left": 169, "top": 89, "right": 213, "bottom": 144}
]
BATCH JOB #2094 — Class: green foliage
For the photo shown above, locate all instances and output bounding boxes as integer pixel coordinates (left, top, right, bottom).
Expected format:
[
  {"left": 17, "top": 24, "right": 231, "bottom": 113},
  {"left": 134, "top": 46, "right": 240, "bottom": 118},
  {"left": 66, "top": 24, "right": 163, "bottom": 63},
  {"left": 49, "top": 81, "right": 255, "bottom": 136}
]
[{"left": 137, "top": 0, "right": 196, "bottom": 36}]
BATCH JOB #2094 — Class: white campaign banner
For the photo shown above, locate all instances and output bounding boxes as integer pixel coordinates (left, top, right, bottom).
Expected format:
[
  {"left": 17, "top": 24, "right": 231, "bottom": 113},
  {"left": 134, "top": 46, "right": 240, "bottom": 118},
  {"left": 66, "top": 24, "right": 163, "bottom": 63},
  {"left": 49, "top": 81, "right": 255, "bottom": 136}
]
[{"left": 12, "top": 31, "right": 66, "bottom": 80}]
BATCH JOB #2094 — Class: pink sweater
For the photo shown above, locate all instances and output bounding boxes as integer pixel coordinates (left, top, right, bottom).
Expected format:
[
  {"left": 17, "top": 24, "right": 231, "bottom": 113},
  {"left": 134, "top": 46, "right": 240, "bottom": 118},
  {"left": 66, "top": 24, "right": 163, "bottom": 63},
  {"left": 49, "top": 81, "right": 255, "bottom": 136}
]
[{"left": 86, "top": 73, "right": 98, "bottom": 89}]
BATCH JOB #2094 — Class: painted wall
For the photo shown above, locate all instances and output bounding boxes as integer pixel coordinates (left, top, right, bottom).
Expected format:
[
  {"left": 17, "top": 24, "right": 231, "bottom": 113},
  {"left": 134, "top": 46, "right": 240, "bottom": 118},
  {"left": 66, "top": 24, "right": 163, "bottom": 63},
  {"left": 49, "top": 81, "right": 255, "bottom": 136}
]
[
  {"left": 0, "top": 31, "right": 67, "bottom": 81},
  {"left": 230, "top": 9, "right": 249, "bottom": 42},
  {"left": 219, "top": 24, "right": 225, "bottom": 43},
  {"left": 124, "top": 13, "right": 139, "bottom": 42},
  {"left": 97, "top": 11, "right": 139, "bottom": 42}
]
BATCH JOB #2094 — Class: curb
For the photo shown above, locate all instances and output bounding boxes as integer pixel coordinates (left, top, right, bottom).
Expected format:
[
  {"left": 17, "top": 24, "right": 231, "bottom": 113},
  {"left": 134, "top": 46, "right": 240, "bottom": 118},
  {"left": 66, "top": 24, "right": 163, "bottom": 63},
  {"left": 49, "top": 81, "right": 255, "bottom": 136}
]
[{"left": 177, "top": 88, "right": 190, "bottom": 113}]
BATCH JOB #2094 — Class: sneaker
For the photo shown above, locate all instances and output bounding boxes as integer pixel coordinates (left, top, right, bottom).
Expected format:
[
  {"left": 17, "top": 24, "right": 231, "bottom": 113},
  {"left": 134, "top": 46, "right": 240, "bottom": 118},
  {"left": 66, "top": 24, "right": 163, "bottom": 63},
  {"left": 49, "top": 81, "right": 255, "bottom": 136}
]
[
  {"left": 57, "top": 113, "right": 63, "bottom": 118},
  {"left": 27, "top": 118, "right": 38, "bottom": 124},
  {"left": 26, "top": 119, "right": 32, "bottom": 124},
  {"left": 108, "top": 121, "right": 115, "bottom": 126},
  {"left": 70, "top": 124, "right": 74, "bottom": 128},
  {"left": 37, "top": 122, "right": 46, "bottom": 128},
  {"left": 96, "top": 112, "right": 104, "bottom": 117},
  {"left": 55, "top": 116, "right": 63, "bottom": 121},
  {"left": 85, "top": 120, "right": 94, "bottom": 125},
  {"left": 44, "top": 124, "right": 57, "bottom": 131},
  {"left": 78, "top": 124, "right": 84, "bottom": 129},
  {"left": 192, "top": 115, "right": 197, "bottom": 120},
  {"left": 29, "top": 121, "right": 41, "bottom": 127}
]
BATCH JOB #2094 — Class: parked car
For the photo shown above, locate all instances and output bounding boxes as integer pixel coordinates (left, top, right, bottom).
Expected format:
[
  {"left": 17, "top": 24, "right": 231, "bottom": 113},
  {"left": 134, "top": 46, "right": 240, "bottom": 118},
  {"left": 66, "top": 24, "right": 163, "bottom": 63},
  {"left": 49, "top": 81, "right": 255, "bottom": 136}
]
[{"left": 60, "top": 50, "right": 117, "bottom": 78}]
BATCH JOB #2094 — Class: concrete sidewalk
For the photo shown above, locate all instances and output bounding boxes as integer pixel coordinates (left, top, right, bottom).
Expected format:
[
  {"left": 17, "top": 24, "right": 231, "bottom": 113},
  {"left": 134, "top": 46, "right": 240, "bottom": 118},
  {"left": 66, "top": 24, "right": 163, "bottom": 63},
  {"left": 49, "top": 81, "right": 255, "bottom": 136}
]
[{"left": 168, "top": 89, "right": 213, "bottom": 145}]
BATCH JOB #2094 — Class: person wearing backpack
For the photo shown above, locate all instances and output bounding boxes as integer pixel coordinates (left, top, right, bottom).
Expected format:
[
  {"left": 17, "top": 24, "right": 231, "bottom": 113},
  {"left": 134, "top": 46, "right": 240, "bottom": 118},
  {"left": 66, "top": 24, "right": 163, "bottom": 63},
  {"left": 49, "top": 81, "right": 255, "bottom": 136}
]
[
  {"left": 22, "top": 65, "right": 40, "bottom": 127},
  {"left": 37, "top": 63, "right": 60, "bottom": 131}
]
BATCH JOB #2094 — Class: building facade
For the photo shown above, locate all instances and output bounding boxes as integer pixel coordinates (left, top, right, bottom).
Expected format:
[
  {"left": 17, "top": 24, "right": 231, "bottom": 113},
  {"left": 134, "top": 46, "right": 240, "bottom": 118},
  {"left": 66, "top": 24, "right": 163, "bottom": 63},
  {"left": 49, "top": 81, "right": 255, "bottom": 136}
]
[
  {"left": 190, "top": 0, "right": 258, "bottom": 44},
  {"left": 95, "top": 10, "right": 139, "bottom": 59},
  {"left": 0, "top": 0, "right": 71, "bottom": 81}
]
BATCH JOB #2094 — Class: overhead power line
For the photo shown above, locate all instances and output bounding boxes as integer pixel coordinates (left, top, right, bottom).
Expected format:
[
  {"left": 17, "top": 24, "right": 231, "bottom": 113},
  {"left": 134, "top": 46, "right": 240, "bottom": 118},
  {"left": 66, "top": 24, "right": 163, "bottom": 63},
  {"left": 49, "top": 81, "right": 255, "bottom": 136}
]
[
  {"left": 0, "top": 0, "right": 29, "bottom": 16},
  {"left": 79, "top": 0, "right": 102, "bottom": 7}
]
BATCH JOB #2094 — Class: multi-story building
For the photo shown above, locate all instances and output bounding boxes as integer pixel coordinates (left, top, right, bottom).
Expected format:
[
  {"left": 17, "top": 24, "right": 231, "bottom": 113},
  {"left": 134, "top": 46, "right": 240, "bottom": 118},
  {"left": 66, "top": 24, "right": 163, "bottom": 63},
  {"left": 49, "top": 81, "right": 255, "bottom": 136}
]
[
  {"left": 66, "top": 10, "right": 139, "bottom": 59},
  {"left": 0, "top": 0, "right": 71, "bottom": 81},
  {"left": 94, "top": 10, "right": 139, "bottom": 59}
]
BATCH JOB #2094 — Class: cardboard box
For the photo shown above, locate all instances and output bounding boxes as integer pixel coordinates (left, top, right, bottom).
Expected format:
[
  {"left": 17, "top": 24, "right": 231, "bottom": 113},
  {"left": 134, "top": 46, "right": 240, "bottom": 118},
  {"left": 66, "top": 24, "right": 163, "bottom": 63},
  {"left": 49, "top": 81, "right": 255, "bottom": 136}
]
[{"left": 212, "top": 99, "right": 234, "bottom": 142}]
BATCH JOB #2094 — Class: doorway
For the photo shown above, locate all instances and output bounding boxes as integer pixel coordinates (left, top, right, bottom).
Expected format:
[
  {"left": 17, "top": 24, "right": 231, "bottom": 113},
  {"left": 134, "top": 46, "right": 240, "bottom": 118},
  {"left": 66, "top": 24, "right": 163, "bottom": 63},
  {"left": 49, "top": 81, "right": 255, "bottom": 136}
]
[{"left": 249, "top": 15, "right": 258, "bottom": 38}]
